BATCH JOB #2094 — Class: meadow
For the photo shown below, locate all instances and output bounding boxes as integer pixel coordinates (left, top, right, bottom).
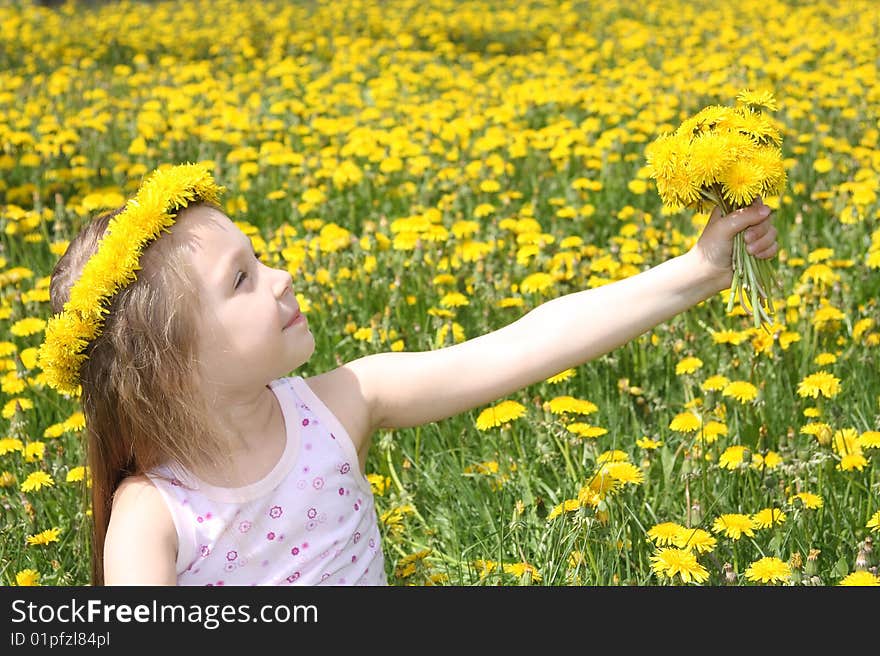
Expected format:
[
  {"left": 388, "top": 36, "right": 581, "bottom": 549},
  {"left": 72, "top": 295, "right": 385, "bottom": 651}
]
[{"left": 0, "top": 0, "right": 878, "bottom": 586}]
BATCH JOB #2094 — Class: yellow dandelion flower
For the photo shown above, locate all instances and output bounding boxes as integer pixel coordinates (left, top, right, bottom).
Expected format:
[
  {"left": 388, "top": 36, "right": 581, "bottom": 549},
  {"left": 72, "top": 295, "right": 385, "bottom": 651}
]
[
  {"left": 832, "top": 428, "right": 861, "bottom": 457},
  {"left": 502, "top": 562, "right": 541, "bottom": 582},
  {"left": 812, "top": 305, "right": 846, "bottom": 331},
  {"left": 463, "top": 460, "right": 499, "bottom": 476},
  {"left": 547, "top": 396, "right": 598, "bottom": 416},
  {"left": 789, "top": 492, "right": 823, "bottom": 510},
  {"left": 585, "top": 468, "right": 621, "bottom": 497},
  {"left": 596, "top": 450, "right": 629, "bottom": 464},
  {"left": 644, "top": 132, "right": 681, "bottom": 180},
  {"left": 701, "top": 374, "right": 729, "bottom": 392},
  {"left": 801, "top": 263, "right": 839, "bottom": 287},
  {"left": 736, "top": 89, "right": 779, "bottom": 111},
  {"left": 43, "top": 423, "right": 65, "bottom": 439},
  {"left": 813, "top": 158, "right": 833, "bottom": 173},
  {"left": 519, "top": 272, "right": 555, "bottom": 294},
  {"left": 66, "top": 466, "right": 87, "bottom": 483},
  {"left": 697, "top": 420, "right": 727, "bottom": 445},
  {"left": 9, "top": 317, "right": 46, "bottom": 336},
  {"left": 779, "top": 331, "right": 801, "bottom": 350},
  {"left": 547, "top": 498, "right": 581, "bottom": 521},
  {"left": 797, "top": 371, "right": 841, "bottom": 399},
  {"left": 20, "top": 471, "right": 54, "bottom": 492},
  {"left": 674, "top": 528, "right": 717, "bottom": 554},
  {"left": 3, "top": 397, "right": 34, "bottom": 419},
  {"left": 800, "top": 422, "right": 832, "bottom": 445},
  {"left": 472, "top": 560, "right": 499, "bottom": 579},
  {"left": 603, "top": 461, "right": 644, "bottom": 485},
  {"left": 648, "top": 522, "right": 686, "bottom": 546},
  {"left": 669, "top": 411, "right": 701, "bottom": 433},
  {"left": 711, "top": 329, "right": 749, "bottom": 345},
  {"left": 19, "top": 347, "right": 40, "bottom": 371},
  {"left": 496, "top": 297, "right": 525, "bottom": 309},
  {"left": 15, "top": 569, "right": 41, "bottom": 586},
  {"left": 712, "top": 513, "right": 756, "bottom": 540},
  {"left": 866, "top": 510, "right": 880, "bottom": 533},
  {"left": 650, "top": 548, "right": 709, "bottom": 584},
  {"left": 852, "top": 318, "right": 874, "bottom": 342},
  {"left": 722, "top": 380, "right": 758, "bottom": 403},
  {"left": 367, "top": 473, "right": 391, "bottom": 496},
  {"left": 745, "top": 557, "right": 791, "bottom": 584},
  {"left": 0, "top": 437, "right": 24, "bottom": 456},
  {"left": 686, "top": 132, "right": 738, "bottom": 188},
  {"left": 545, "top": 368, "right": 576, "bottom": 384},
  {"left": 475, "top": 400, "right": 527, "bottom": 430},
  {"left": 718, "top": 445, "right": 748, "bottom": 470},
  {"left": 751, "top": 450, "right": 782, "bottom": 470},
  {"left": 565, "top": 423, "right": 608, "bottom": 439},
  {"left": 675, "top": 356, "right": 704, "bottom": 375},
  {"left": 24, "top": 442, "right": 45, "bottom": 463},
  {"left": 577, "top": 485, "right": 602, "bottom": 508},
  {"left": 636, "top": 436, "right": 663, "bottom": 449},
  {"left": 839, "top": 571, "right": 880, "bottom": 586},
  {"left": 752, "top": 507, "right": 787, "bottom": 529},
  {"left": 26, "top": 527, "right": 61, "bottom": 546},
  {"left": 439, "top": 292, "right": 469, "bottom": 308},
  {"left": 858, "top": 431, "right": 880, "bottom": 450},
  {"left": 837, "top": 453, "right": 868, "bottom": 472},
  {"left": 62, "top": 411, "right": 86, "bottom": 432},
  {"left": 722, "top": 159, "right": 765, "bottom": 206}
]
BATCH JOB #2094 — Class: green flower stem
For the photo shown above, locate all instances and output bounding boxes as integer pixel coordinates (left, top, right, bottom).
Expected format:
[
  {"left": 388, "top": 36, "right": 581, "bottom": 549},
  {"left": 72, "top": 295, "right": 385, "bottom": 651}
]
[
  {"left": 742, "top": 252, "right": 774, "bottom": 330},
  {"left": 702, "top": 187, "right": 778, "bottom": 331}
]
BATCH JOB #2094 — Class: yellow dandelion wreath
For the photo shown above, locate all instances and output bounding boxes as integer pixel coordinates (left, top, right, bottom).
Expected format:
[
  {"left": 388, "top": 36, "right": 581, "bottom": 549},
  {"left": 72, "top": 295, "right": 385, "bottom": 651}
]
[{"left": 37, "top": 163, "right": 224, "bottom": 395}]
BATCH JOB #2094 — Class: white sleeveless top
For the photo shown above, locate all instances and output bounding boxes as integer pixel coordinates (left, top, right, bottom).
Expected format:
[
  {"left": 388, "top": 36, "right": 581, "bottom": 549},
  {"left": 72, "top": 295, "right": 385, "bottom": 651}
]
[{"left": 146, "top": 376, "right": 388, "bottom": 586}]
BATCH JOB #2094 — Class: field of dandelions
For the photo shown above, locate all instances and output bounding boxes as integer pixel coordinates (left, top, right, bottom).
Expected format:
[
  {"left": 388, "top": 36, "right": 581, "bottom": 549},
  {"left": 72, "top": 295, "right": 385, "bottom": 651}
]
[{"left": 1, "top": 0, "right": 879, "bottom": 587}]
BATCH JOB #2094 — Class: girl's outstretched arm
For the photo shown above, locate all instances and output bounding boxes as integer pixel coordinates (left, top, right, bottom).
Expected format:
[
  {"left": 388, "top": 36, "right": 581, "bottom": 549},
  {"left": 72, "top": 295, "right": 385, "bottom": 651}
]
[{"left": 347, "top": 201, "right": 777, "bottom": 431}]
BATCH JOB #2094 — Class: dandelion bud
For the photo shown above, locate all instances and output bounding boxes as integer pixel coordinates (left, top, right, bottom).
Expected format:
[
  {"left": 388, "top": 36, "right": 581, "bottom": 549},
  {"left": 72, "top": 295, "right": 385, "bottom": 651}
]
[
  {"left": 690, "top": 500, "right": 703, "bottom": 525},
  {"left": 805, "top": 548, "right": 820, "bottom": 576},
  {"left": 863, "top": 536, "right": 873, "bottom": 555},
  {"left": 855, "top": 548, "right": 869, "bottom": 571},
  {"left": 722, "top": 562, "right": 737, "bottom": 585},
  {"left": 788, "top": 552, "right": 803, "bottom": 584}
]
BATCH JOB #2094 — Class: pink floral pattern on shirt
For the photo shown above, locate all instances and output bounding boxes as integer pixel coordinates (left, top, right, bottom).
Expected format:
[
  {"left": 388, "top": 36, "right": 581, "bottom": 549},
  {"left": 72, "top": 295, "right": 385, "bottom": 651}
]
[{"left": 146, "top": 377, "right": 387, "bottom": 586}]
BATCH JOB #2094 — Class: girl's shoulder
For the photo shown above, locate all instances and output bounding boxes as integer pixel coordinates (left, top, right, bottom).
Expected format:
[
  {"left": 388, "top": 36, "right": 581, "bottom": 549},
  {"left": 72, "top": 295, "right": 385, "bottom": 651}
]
[
  {"left": 104, "top": 475, "right": 178, "bottom": 584},
  {"left": 296, "top": 363, "right": 376, "bottom": 457}
]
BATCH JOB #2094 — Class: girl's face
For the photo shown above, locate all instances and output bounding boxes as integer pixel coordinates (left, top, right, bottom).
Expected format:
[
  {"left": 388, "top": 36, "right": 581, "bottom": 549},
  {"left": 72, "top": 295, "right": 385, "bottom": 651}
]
[{"left": 176, "top": 205, "right": 315, "bottom": 392}]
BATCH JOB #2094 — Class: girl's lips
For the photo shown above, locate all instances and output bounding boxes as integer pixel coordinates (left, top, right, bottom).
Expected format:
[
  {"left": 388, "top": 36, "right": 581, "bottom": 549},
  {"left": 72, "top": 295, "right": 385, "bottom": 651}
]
[{"left": 283, "top": 310, "right": 302, "bottom": 329}]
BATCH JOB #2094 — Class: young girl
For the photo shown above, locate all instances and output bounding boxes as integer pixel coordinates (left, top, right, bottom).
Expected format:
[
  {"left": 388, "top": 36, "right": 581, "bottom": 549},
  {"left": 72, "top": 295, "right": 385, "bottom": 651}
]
[{"left": 40, "top": 162, "right": 778, "bottom": 586}]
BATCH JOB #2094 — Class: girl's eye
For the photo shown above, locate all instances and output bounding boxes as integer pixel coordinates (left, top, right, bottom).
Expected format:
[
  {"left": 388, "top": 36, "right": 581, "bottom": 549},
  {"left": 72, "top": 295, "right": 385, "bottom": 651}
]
[{"left": 234, "top": 271, "right": 248, "bottom": 289}]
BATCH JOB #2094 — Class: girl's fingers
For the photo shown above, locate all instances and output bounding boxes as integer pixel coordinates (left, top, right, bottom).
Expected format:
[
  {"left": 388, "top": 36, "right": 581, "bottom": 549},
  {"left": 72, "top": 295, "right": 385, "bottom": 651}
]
[
  {"left": 753, "top": 242, "right": 779, "bottom": 260},
  {"left": 744, "top": 218, "right": 775, "bottom": 242},
  {"left": 745, "top": 225, "right": 777, "bottom": 254}
]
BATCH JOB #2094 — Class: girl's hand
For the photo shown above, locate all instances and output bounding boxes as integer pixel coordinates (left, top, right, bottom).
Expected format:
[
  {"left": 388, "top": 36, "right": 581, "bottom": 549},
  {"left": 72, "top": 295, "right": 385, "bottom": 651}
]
[{"left": 690, "top": 198, "right": 778, "bottom": 293}]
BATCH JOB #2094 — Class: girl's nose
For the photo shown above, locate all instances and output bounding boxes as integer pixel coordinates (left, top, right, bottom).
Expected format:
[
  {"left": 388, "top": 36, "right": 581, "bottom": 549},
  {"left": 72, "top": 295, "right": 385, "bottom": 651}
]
[{"left": 272, "top": 266, "right": 294, "bottom": 299}]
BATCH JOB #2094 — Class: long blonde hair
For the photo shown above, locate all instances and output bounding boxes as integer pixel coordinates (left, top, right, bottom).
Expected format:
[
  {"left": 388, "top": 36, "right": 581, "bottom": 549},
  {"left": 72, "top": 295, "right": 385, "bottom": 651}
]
[{"left": 50, "top": 203, "right": 221, "bottom": 585}]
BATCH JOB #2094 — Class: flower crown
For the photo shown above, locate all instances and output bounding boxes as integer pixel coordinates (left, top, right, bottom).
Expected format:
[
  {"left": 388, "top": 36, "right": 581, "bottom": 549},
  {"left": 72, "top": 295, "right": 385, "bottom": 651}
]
[{"left": 38, "top": 163, "right": 225, "bottom": 395}]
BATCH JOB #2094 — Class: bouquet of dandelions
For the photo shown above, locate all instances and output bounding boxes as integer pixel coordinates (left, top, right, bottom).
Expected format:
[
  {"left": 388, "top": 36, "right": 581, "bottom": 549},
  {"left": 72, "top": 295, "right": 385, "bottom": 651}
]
[{"left": 645, "top": 90, "right": 787, "bottom": 331}]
